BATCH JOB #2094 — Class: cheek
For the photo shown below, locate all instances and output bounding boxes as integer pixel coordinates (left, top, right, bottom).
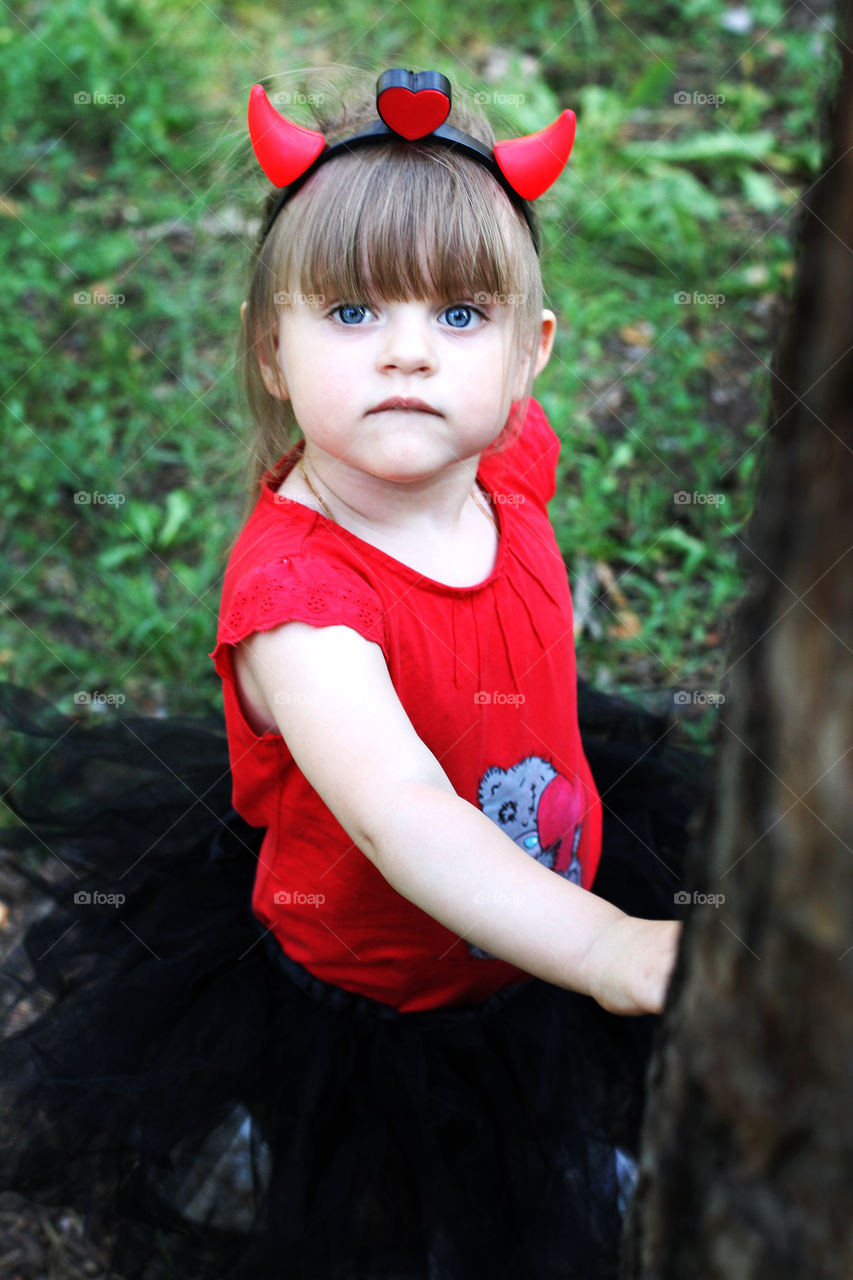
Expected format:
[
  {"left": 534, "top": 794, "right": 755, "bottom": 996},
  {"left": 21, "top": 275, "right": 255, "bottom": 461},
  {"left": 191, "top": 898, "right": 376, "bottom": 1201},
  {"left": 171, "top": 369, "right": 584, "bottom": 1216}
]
[
  {"left": 510, "top": 357, "right": 531, "bottom": 402},
  {"left": 285, "top": 363, "right": 352, "bottom": 436},
  {"left": 278, "top": 336, "right": 333, "bottom": 401},
  {"left": 465, "top": 346, "right": 519, "bottom": 414}
]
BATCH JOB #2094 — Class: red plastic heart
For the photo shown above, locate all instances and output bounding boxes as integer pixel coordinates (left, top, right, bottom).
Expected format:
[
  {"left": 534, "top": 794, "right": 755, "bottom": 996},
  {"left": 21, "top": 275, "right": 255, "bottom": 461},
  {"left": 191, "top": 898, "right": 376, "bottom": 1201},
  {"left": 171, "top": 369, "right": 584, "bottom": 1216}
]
[{"left": 377, "top": 86, "right": 450, "bottom": 140}]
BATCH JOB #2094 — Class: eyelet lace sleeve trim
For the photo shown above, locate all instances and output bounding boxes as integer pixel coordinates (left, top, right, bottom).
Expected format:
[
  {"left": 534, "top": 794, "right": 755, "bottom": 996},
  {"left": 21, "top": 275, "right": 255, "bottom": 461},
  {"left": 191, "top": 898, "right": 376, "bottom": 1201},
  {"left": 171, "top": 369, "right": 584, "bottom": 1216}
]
[{"left": 215, "top": 556, "right": 386, "bottom": 652}]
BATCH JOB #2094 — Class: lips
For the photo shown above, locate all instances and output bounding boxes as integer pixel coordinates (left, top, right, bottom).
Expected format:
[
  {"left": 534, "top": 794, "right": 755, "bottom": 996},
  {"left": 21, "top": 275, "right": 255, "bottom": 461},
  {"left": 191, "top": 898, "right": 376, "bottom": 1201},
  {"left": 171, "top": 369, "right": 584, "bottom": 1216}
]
[{"left": 368, "top": 397, "right": 441, "bottom": 416}]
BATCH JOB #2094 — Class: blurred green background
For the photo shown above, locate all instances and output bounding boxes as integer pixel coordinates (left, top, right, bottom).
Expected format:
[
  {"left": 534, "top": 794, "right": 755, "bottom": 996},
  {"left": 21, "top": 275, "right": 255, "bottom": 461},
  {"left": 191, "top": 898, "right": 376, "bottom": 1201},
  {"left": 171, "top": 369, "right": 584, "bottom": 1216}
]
[{"left": 0, "top": 0, "right": 837, "bottom": 745}]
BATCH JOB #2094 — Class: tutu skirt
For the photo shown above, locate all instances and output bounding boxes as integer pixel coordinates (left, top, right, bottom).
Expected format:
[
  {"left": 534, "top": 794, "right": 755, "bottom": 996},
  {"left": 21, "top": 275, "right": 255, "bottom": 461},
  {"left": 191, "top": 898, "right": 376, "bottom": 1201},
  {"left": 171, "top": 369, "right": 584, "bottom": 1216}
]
[{"left": 0, "top": 680, "right": 709, "bottom": 1279}]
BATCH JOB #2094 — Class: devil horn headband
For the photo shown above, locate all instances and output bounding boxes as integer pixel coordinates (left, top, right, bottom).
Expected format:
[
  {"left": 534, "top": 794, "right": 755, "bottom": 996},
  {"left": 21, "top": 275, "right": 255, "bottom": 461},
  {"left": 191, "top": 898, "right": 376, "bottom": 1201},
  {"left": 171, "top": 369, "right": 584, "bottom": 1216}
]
[{"left": 248, "top": 69, "right": 576, "bottom": 250}]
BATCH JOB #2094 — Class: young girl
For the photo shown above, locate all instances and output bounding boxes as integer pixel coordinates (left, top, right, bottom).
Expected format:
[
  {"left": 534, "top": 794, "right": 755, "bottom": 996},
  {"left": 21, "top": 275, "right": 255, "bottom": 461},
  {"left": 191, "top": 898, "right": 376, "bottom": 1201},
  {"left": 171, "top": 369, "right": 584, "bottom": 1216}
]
[{"left": 0, "top": 68, "right": 706, "bottom": 1280}]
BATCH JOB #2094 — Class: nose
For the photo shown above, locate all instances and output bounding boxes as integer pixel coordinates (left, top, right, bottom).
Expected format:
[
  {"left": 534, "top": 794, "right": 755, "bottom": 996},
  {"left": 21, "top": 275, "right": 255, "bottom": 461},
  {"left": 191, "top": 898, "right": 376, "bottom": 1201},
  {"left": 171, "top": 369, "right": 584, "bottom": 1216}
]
[{"left": 377, "top": 304, "right": 437, "bottom": 376}]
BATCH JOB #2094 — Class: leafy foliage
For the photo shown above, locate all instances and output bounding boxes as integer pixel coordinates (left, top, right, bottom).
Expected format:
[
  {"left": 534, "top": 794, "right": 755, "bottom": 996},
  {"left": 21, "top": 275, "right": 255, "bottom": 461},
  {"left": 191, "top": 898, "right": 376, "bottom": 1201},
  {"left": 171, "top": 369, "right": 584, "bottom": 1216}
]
[{"left": 0, "top": 0, "right": 836, "bottom": 740}]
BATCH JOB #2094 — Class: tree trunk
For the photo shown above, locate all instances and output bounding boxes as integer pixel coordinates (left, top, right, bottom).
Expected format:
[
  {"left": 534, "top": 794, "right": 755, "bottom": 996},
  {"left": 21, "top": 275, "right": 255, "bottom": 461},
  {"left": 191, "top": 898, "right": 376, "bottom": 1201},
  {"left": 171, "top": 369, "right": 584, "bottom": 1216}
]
[{"left": 622, "top": 5, "right": 853, "bottom": 1276}]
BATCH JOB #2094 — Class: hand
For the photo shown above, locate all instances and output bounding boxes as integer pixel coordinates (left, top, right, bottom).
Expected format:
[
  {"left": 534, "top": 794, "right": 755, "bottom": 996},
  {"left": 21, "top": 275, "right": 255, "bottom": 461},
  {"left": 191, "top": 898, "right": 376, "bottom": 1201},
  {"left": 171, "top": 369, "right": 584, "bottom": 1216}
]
[{"left": 579, "top": 916, "right": 683, "bottom": 1016}]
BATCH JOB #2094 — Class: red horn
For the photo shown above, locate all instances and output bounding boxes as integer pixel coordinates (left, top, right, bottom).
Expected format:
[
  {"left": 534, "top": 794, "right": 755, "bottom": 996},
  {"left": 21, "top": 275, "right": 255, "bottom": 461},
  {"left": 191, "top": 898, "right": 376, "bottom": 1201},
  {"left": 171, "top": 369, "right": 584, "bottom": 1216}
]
[
  {"left": 247, "top": 84, "right": 327, "bottom": 188},
  {"left": 493, "top": 110, "right": 577, "bottom": 201}
]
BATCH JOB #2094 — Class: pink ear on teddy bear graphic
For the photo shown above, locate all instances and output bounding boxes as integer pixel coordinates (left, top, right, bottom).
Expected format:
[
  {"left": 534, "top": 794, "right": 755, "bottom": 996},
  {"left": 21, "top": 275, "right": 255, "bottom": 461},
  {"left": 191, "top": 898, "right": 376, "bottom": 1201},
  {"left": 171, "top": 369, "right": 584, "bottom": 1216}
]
[{"left": 470, "top": 756, "right": 587, "bottom": 959}]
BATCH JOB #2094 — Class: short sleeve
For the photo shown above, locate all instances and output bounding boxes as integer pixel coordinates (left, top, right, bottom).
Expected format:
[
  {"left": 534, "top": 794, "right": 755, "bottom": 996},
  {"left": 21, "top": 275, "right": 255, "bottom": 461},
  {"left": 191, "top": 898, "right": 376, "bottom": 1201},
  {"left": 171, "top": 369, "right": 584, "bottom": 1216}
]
[
  {"left": 210, "top": 554, "right": 386, "bottom": 680},
  {"left": 480, "top": 399, "right": 560, "bottom": 509}
]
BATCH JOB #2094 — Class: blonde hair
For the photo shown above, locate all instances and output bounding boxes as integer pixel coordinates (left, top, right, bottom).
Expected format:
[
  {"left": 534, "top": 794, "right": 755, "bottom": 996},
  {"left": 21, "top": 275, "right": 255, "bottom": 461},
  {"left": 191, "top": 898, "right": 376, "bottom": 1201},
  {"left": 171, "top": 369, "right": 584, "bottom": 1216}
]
[{"left": 237, "top": 76, "right": 544, "bottom": 508}]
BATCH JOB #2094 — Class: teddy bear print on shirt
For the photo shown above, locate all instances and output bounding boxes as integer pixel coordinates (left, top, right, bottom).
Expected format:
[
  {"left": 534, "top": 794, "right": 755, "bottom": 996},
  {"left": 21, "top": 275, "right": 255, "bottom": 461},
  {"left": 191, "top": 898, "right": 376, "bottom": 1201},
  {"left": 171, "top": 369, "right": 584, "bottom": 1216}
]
[{"left": 469, "top": 756, "right": 586, "bottom": 959}]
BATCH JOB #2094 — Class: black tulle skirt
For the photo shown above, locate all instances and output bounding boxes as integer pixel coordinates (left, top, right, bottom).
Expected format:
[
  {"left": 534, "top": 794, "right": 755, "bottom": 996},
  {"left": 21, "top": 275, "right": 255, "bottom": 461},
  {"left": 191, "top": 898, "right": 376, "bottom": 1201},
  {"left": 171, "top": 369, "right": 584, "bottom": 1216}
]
[{"left": 0, "top": 680, "right": 709, "bottom": 1280}]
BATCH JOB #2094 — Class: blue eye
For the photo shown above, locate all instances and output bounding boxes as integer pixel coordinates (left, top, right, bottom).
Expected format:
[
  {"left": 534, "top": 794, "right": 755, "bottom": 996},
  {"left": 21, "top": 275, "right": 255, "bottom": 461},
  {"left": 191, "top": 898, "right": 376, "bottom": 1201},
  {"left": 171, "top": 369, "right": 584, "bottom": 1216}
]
[
  {"left": 442, "top": 305, "right": 474, "bottom": 329},
  {"left": 334, "top": 304, "right": 370, "bottom": 325}
]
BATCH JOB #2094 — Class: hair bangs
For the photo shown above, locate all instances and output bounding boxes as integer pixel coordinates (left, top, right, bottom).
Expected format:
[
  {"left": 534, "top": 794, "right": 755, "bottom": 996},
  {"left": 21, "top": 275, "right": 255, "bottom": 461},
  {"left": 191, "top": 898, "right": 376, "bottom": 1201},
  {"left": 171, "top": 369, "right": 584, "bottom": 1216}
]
[{"left": 274, "top": 143, "right": 531, "bottom": 311}]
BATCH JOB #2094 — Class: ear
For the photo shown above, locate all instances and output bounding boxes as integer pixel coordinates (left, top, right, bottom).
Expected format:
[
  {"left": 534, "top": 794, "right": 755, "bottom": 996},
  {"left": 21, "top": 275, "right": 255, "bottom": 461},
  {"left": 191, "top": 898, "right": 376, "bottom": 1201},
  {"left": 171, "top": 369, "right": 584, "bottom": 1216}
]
[
  {"left": 241, "top": 300, "right": 290, "bottom": 401},
  {"left": 533, "top": 309, "right": 556, "bottom": 377}
]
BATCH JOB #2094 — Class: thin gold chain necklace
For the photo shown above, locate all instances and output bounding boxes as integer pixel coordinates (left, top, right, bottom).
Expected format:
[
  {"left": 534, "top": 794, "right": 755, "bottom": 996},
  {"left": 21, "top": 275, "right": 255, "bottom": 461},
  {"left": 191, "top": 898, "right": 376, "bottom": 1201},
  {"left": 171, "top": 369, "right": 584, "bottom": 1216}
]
[{"left": 298, "top": 454, "right": 496, "bottom": 531}]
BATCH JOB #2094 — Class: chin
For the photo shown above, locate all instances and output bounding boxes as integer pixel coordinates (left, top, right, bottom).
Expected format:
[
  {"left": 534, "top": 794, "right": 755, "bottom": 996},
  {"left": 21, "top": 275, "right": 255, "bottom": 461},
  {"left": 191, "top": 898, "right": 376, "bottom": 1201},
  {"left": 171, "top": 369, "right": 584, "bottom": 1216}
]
[{"left": 361, "top": 435, "right": 454, "bottom": 481}]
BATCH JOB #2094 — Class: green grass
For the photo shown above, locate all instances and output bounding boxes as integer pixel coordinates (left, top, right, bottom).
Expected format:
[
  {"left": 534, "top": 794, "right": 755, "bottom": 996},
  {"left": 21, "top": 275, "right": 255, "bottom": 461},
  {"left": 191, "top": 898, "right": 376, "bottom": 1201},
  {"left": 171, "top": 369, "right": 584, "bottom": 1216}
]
[{"left": 0, "top": 0, "right": 838, "bottom": 747}]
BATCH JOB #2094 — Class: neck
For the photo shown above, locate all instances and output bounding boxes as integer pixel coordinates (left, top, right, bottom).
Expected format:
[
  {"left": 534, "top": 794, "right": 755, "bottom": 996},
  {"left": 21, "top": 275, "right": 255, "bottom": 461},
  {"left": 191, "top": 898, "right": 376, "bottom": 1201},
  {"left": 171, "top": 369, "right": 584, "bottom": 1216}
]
[{"left": 300, "top": 445, "right": 489, "bottom": 536}]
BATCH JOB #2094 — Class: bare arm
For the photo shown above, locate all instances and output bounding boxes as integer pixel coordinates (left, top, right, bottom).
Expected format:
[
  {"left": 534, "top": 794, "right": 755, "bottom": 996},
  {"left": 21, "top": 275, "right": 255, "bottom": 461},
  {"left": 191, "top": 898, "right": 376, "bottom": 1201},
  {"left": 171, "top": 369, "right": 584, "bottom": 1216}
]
[{"left": 237, "top": 623, "right": 681, "bottom": 1014}]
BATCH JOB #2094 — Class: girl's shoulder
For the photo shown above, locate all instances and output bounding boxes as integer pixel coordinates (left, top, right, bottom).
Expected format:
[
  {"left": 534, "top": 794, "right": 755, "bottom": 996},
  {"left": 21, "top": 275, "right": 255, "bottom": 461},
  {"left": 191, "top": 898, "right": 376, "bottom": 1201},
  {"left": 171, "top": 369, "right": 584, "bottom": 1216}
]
[
  {"left": 223, "top": 446, "right": 371, "bottom": 586},
  {"left": 213, "top": 458, "right": 387, "bottom": 673},
  {"left": 215, "top": 528, "right": 385, "bottom": 650}
]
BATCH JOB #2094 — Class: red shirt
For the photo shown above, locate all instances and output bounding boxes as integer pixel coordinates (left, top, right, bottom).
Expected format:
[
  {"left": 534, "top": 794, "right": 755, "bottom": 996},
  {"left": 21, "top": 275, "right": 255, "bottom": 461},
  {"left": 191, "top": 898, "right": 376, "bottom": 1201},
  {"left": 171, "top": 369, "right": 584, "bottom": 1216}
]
[{"left": 211, "top": 399, "right": 602, "bottom": 1011}]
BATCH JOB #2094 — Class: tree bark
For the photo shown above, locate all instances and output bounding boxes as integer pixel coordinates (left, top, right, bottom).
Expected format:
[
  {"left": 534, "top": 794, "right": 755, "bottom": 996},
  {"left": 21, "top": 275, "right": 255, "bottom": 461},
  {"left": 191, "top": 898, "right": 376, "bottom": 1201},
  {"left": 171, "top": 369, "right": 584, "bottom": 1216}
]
[{"left": 622, "top": 4, "right": 853, "bottom": 1276}]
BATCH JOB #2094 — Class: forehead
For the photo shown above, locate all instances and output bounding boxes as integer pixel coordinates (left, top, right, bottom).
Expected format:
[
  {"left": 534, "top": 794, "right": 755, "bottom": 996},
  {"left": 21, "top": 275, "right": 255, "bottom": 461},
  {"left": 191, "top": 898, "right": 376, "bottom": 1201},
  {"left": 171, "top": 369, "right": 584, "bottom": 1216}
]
[{"left": 276, "top": 144, "right": 533, "bottom": 306}]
